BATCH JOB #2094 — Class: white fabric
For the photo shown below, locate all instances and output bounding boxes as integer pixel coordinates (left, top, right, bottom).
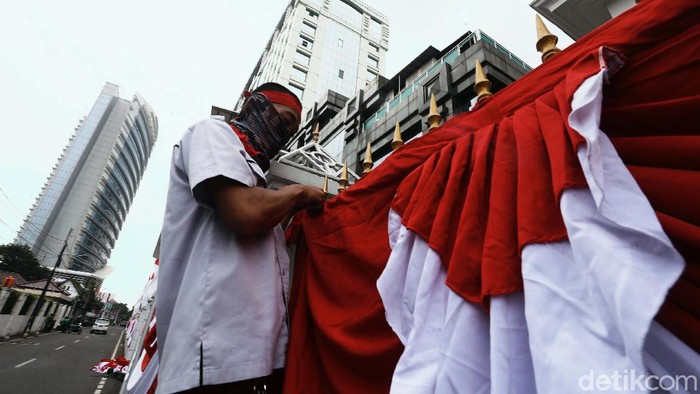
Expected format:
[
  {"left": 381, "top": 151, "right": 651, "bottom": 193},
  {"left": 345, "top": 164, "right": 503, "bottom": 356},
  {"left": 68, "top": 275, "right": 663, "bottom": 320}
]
[
  {"left": 378, "top": 69, "right": 689, "bottom": 393},
  {"left": 378, "top": 213, "right": 536, "bottom": 394},
  {"left": 644, "top": 321, "right": 700, "bottom": 392},
  {"left": 156, "top": 118, "right": 289, "bottom": 393}
]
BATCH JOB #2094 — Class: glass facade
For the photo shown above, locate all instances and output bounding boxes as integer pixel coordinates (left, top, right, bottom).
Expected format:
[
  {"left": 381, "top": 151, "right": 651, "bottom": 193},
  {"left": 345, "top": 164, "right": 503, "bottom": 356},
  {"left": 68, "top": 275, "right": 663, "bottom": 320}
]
[
  {"left": 16, "top": 88, "right": 113, "bottom": 251},
  {"left": 317, "top": 19, "right": 361, "bottom": 100},
  {"left": 71, "top": 96, "right": 156, "bottom": 271},
  {"left": 16, "top": 85, "right": 158, "bottom": 272},
  {"left": 323, "top": 132, "right": 345, "bottom": 162},
  {"left": 329, "top": 0, "right": 363, "bottom": 27}
]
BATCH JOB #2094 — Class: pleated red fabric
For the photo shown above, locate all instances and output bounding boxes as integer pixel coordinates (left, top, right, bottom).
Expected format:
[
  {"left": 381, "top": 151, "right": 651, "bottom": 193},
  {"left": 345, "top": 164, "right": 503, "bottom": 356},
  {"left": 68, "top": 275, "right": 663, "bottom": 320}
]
[{"left": 284, "top": 1, "right": 700, "bottom": 392}]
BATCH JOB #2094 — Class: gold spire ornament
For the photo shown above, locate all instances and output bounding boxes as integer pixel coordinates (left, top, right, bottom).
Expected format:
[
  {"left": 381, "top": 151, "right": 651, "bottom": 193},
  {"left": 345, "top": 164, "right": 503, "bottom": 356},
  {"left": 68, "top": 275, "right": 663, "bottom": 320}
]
[
  {"left": 322, "top": 175, "right": 328, "bottom": 194},
  {"left": 312, "top": 123, "right": 320, "bottom": 143},
  {"left": 338, "top": 162, "right": 349, "bottom": 192},
  {"left": 427, "top": 93, "right": 441, "bottom": 131},
  {"left": 392, "top": 121, "right": 403, "bottom": 151},
  {"left": 474, "top": 59, "right": 493, "bottom": 104},
  {"left": 536, "top": 15, "right": 561, "bottom": 62},
  {"left": 362, "top": 142, "right": 373, "bottom": 175}
]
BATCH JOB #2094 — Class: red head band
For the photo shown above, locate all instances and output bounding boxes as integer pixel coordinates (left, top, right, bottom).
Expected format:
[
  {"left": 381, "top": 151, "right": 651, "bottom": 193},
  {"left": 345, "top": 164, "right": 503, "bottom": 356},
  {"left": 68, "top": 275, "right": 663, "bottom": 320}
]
[{"left": 258, "top": 90, "right": 302, "bottom": 119}]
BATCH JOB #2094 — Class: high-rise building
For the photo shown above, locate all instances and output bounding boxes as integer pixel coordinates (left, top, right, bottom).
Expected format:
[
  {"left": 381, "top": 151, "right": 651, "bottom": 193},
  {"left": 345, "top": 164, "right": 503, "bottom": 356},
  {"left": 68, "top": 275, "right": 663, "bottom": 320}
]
[
  {"left": 283, "top": 29, "right": 532, "bottom": 175},
  {"left": 236, "top": 0, "right": 389, "bottom": 119},
  {"left": 16, "top": 83, "right": 158, "bottom": 273}
]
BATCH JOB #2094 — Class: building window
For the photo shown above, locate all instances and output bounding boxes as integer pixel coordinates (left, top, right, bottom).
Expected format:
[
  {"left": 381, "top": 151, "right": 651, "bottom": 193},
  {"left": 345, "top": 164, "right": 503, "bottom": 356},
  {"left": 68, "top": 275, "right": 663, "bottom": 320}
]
[
  {"left": 291, "top": 67, "right": 307, "bottom": 83},
  {"left": 369, "top": 42, "right": 380, "bottom": 53},
  {"left": 306, "top": 8, "right": 319, "bottom": 19},
  {"left": 368, "top": 56, "right": 379, "bottom": 69},
  {"left": 294, "top": 51, "right": 310, "bottom": 67},
  {"left": 367, "top": 69, "right": 378, "bottom": 82},
  {"left": 339, "top": 69, "right": 344, "bottom": 79},
  {"left": 369, "top": 18, "right": 382, "bottom": 38},
  {"left": 424, "top": 76, "right": 440, "bottom": 100},
  {"left": 301, "top": 22, "right": 316, "bottom": 37},
  {"left": 338, "top": 38, "right": 343, "bottom": 47},
  {"left": 287, "top": 83, "right": 304, "bottom": 100},
  {"left": 300, "top": 38, "right": 313, "bottom": 50}
]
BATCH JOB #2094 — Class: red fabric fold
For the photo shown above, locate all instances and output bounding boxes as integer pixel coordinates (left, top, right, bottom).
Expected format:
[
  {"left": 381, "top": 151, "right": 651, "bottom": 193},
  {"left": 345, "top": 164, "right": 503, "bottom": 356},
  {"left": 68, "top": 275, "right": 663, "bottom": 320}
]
[{"left": 285, "top": 1, "right": 700, "bottom": 391}]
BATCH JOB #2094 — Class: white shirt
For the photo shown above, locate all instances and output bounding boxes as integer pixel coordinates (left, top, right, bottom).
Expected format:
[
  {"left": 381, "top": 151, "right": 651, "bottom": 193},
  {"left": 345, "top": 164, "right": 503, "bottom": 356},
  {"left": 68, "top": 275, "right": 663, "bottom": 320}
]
[{"left": 156, "top": 118, "right": 289, "bottom": 393}]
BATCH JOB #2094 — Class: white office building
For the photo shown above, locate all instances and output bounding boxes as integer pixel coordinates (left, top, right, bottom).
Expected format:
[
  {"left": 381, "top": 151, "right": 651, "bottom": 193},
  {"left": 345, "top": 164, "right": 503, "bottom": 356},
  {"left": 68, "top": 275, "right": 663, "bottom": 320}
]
[
  {"left": 16, "top": 83, "right": 158, "bottom": 273},
  {"left": 236, "top": 0, "right": 389, "bottom": 121}
]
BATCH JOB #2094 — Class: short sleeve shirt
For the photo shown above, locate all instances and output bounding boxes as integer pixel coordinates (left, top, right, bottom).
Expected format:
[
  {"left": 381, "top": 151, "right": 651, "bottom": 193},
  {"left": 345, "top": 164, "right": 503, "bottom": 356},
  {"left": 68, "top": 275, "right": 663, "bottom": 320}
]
[{"left": 156, "top": 118, "right": 290, "bottom": 394}]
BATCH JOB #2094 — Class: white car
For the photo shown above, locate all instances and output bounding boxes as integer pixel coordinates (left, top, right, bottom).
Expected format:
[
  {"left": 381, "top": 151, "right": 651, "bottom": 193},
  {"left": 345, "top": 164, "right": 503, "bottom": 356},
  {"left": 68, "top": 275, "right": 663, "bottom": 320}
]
[{"left": 91, "top": 318, "right": 109, "bottom": 335}]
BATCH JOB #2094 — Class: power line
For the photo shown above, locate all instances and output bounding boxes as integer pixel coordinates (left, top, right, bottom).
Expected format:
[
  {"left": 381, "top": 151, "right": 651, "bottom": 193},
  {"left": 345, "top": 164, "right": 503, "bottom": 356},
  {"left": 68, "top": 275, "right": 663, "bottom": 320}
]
[
  {"left": 9, "top": 231, "right": 61, "bottom": 258},
  {"left": 0, "top": 186, "right": 65, "bottom": 243}
]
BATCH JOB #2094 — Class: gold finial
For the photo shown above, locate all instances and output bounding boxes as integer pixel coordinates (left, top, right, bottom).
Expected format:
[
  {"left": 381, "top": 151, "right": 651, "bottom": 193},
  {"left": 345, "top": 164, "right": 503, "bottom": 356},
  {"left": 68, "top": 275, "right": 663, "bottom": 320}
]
[
  {"left": 392, "top": 121, "right": 403, "bottom": 151},
  {"left": 427, "top": 93, "right": 441, "bottom": 131},
  {"left": 338, "top": 162, "right": 349, "bottom": 192},
  {"left": 362, "top": 142, "right": 373, "bottom": 175},
  {"left": 362, "top": 142, "right": 374, "bottom": 175},
  {"left": 322, "top": 175, "right": 328, "bottom": 194},
  {"left": 536, "top": 15, "right": 561, "bottom": 62},
  {"left": 312, "top": 123, "right": 320, "bottom": 143},
  {"left": 474, "top": 59, "right": 493, "bottom": 104}
]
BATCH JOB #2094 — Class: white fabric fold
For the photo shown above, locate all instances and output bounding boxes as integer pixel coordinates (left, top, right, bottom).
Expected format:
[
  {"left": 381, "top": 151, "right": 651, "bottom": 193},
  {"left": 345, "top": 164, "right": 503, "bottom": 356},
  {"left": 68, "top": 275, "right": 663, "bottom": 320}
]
[{"left": 379, "top": 213, "right": 537, "bottom": 393}]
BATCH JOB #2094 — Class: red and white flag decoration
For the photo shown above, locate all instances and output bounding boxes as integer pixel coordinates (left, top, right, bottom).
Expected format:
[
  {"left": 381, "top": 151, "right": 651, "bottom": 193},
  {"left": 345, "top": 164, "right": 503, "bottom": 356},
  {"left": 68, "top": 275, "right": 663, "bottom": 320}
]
[
  {"left": 91, "top": 357, "right": 130, "bottom": 376},
  {"left": 124, "top": 259, "right": 159, "bottom": 394},
  {"left": 284, "top": 1, "right": 700, "bottom": 392}
]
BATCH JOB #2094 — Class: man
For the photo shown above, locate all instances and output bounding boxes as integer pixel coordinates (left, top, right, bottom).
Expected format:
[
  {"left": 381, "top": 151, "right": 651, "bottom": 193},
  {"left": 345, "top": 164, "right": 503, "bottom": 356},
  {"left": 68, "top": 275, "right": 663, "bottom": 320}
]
[{"left": 156, "top": 83, "right": 325, "bottom": 393}]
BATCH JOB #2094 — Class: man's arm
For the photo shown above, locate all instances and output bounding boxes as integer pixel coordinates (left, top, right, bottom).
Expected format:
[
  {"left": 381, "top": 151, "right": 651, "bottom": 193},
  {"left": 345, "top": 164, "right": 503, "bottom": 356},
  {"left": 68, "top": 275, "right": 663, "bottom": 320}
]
[{"left": 205, "top": 175, "right": 325, "bottom": 235}]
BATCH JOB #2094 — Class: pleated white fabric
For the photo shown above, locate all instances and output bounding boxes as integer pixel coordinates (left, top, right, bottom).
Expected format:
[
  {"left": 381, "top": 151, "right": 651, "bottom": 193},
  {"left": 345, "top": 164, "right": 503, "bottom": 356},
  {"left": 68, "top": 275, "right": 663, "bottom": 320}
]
[
  {"left": 379, "top": 220, "right": 536, "bottom": 394},
  {"left": 377, "top": 69, "right": 692, "bottom": 393}
]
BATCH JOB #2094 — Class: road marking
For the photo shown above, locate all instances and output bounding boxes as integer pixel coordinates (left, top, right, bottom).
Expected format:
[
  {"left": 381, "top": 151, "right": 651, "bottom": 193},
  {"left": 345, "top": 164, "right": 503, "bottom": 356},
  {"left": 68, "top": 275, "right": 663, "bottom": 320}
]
[
  {"left": 110, "top": 329, "right": 124, "bottom": 359},
  {"left": 54, "top": 345, "right": 65, "bottom": 350},
  {"left": 94, "top": 377, "right": 107, "bottom": 394},
  {"left": 74, "top": 339, "right": 80, "bottom": 343},
  {"left": 85, "top": 335, "right": 89, "bottom": 339},
  {"left": 14, "top": 358, "right": 37, "bottom": 368},
  {"left": 34, "top": 343, "right": 40, "bottom": 345}
]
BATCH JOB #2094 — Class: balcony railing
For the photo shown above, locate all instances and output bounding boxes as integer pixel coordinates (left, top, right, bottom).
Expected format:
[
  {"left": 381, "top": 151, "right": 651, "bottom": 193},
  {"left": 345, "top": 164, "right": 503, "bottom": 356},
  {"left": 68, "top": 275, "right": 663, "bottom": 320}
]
[{"left": 363, "top": 30, "right": 531, "bottom": 132}]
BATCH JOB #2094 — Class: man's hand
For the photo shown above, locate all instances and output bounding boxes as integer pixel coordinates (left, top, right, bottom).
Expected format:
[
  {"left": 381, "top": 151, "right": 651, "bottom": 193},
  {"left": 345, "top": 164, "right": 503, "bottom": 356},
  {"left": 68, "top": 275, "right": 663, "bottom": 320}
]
[{"left": 287, "top": 184, "right": 326, "bottom": 213}]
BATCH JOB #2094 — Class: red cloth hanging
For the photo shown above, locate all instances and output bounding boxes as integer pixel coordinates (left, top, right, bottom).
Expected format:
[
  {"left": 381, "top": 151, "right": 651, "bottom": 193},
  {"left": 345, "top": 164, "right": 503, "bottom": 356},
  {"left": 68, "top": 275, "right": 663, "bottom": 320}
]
[{"left": 285, "top": 1, "right": 700, "bottom": 392}]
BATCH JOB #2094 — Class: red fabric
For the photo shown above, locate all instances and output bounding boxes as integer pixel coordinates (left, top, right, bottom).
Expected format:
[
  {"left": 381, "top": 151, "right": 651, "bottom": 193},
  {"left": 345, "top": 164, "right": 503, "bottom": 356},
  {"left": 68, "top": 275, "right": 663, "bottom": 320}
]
[
  {"left": 258, "top": 90, "right": 302, "bottom": 118},
  {"left": 229, "top": 124, "right": 262, "bottom": 158},
  {"left": 285, "top": 0, "right": 700, "bottom": 392}
]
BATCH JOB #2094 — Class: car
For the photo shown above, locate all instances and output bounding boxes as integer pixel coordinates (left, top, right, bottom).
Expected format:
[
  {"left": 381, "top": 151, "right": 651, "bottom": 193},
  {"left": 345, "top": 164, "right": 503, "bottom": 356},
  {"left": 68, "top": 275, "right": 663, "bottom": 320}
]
[{"left": 91, "top": 318, "right": 109, "bottom": 335}]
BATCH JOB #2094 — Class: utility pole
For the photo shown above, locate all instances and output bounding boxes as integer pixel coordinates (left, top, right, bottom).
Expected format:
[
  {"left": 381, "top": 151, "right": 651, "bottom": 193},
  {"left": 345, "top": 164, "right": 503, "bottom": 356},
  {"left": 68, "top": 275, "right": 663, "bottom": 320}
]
[{"left": 23, "top": 228, "right": 73, "bottom": 337}]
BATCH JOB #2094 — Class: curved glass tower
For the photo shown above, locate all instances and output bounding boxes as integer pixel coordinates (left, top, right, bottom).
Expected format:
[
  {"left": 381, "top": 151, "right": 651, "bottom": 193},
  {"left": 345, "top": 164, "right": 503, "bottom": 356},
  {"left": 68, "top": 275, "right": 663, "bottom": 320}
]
[{"left": 16, "top": 83, "right": 158, "bottom": 272}]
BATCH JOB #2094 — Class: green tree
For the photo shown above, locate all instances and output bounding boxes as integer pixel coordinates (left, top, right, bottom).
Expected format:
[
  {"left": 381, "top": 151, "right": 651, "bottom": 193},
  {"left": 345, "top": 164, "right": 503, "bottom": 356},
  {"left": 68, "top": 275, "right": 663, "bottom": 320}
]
[
  {"left": 0, "top": 243, "right": 50, "bottom": 280},
  {"left": 81, "top": 282, "right": 104, "bottom": 314}
]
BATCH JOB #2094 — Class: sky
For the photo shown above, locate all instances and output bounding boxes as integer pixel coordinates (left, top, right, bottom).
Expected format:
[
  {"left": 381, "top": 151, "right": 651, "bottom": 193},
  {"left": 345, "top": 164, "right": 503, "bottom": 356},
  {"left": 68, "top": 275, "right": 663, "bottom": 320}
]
[{"left": 0, "top": 0, "right": 573, "bottom": 307}]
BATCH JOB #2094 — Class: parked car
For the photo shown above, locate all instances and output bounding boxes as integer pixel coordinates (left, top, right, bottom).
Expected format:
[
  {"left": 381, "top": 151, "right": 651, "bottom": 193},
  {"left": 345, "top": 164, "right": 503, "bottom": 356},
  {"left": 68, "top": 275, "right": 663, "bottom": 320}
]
[
  {"left": 59, "top": 322, "right": 82, "bottom": 335},
  {"left": 91, "top": 318, "right": 109, "bottom": 335}
]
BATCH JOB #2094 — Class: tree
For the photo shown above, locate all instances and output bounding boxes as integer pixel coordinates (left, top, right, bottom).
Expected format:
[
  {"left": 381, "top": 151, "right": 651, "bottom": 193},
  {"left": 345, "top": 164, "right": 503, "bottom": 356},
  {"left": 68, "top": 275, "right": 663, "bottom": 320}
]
[{"left": 0, "top": 243, "right": 51, "bottom": 281}]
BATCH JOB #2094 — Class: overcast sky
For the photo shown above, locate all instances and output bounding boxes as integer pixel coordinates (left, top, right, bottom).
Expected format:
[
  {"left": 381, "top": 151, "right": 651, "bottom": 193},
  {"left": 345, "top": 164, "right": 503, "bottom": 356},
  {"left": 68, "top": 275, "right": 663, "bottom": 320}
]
[{"left": 0, "top": 0, "right": 573, "bottom": 307}]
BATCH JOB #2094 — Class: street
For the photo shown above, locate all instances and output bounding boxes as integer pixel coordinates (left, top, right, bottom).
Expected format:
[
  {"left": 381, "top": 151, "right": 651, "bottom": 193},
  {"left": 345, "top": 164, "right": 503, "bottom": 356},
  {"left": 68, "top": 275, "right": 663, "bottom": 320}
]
[{"left": 0, "top": 327, "right": 124, "bottom": 394}]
